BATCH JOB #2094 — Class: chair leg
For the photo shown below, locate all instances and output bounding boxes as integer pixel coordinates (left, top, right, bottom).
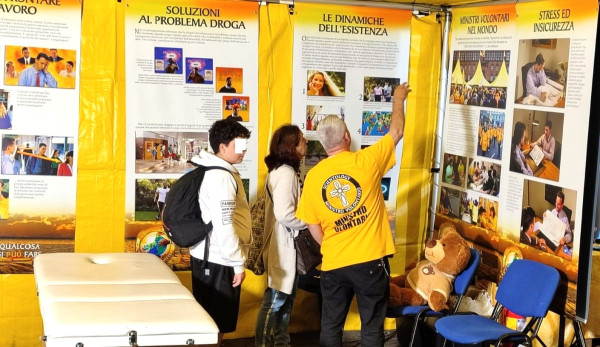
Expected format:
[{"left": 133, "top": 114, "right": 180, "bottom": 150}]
[
  {"left": 408, "top": 316, "right": 421, "bottom": 347},
  {"left": 395, "top": 317, "right": 415, "bottom": 347}
]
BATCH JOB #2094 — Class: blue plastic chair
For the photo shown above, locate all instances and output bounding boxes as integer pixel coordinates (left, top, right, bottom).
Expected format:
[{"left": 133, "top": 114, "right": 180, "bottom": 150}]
[
  {"left": 386, "top": 248, "right": 480, "bottom": 347},
  {"left": 435, "top": 259, "right": 560, "bottom": 347}
]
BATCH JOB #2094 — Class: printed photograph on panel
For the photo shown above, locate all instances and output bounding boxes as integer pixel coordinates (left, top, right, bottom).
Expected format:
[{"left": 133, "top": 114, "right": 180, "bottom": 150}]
[
  {"left": 520, "top": 180, "right": 576, "bottom": 260},
  {"left": 0, "top": 179, "right": 8, "bottom": 220},
  {"left": 1, "top": 135, "right": 74, "bottom": 176},
  {"left": 135, "top": 179, "right": 177, "bottom": 221},
  {"left": 222, "top": 96, "right": 250, "bottom": 122},
  {"left": 442, "top": 153, "right": 467, "bottom": 188},
  {"left": 477, "top": 110, "right": 505, "bottom": 160},
  {"left": 514, "top": 38, "right": 569, "bottom": 108},
  {"left": 363, "top": 77, "right": 401, "bottom": 102},
  {"left": 459, "top": 191, "right": 480, "bottom": 225},
  {"left": 134, "top": 130, "right": 208, "bottom": 173},
  {"left": 477, "top": 196, "right": 499, "bottom": 233},
  {"left": 306, "top": 70, "right": 345, "bottom": 97},
  {"left": 0, "top": 90, "right": 12, "bottom": 130},
  {"left": 362, "top": 110, "right": 391, "bottom": 136},
  {"left": 438, "top": 186, "right": 462, "bottom": 220},
  {"left": 154, "top": 47, "right": 183, "bottom": 74},
  {"left": 509, "top": 109, "right": 563, "bottom": 181},
  {"left": 305, "top": 140, "right": 327, "bottom": 168},
  {"left": 381, "top": 177, "right": 391, "bottom": 201},
  {"left": 449, "top": 50, "right": 510, "bottom": 108},
  {"left": 185, "top": 58, "right": 213, "bottom": 84},
  {"left": 467, "top": 158, "right": 500, "bottom": 197},
  {"left": 5, "top": 45, "right": 77, "bottom": 88},
  {"left": 216, "top": 67, "right": 243, "bottom": 93},
  {"left": 306, "top": 104, "right": 345, "bottom": 131}
]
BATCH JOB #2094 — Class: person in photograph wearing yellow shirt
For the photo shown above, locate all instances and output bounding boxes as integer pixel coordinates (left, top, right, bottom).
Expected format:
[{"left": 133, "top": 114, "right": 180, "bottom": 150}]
[{"left": 296, "top": 82, "right": 410, "bottom": 347}]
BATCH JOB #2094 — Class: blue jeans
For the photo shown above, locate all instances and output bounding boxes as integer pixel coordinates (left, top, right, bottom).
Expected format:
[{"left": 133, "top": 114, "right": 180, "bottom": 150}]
[{"left": 255, "top": 280, "right": 298, "bottom": 347}]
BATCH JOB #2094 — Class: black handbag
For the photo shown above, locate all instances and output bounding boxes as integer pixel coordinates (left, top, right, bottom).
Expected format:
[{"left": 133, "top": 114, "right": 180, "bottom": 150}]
[{"left": 294, "top": 229, "right": 322, "bottom": 275}]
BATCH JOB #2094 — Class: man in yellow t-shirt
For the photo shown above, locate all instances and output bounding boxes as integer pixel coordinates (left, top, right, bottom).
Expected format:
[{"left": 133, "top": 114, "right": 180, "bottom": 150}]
[{"left": 296, "top": 83, "right": 411, "bottom": 347}]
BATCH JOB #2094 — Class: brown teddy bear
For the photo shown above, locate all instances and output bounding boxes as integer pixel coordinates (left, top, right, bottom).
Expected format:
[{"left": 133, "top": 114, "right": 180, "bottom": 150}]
[{"left": 389, "top": 223, "right": 471, "bottom": 311}]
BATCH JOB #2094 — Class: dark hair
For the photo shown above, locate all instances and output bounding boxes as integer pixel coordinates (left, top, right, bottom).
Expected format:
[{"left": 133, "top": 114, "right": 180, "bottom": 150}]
[
  {"left": 65, "top": 150, "right": 73, "bottom": 165},
  {"left": 264, "top": 124, "right": 302, "bottom": 172},
  {"left": 66, "top": 61, "right": 74, "bottom": 67},
  {"left": 521, "top": 206, "right": 536, "bottom": 231},
  {"left": 512, "top": 121, "right": 526, "bottom": 146},
  {"left": 22, "top": 47, "right": 29, "bottom": 52},
  {"left": 535, "top": 53, "right": 545, "bottom": 65},
  {"left": 36, "top": 52, "right": 50, "bottom": 61},
  {"left": 39, "top": 142, "right": 47, "bottom": 148},
  {"left": 545, "top": 120, "right": 552, "bottom": 129},
  {"left": 2, "top": 137, "right": 15, "bottom": 151},
  {"left": 208, "top": 119, "right": 251, "bottom": 154},
  {"left": 557, "top": 190, "right": 565, "bottom": 202}
]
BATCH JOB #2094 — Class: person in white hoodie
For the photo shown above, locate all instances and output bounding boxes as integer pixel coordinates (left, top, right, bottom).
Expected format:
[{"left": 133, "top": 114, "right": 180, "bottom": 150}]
[
  {"left": 255, "top": 124, "right": 307, "bottom": 347},
  {"left": 189, "top": 119, "right": 251, "bottom": 343}
]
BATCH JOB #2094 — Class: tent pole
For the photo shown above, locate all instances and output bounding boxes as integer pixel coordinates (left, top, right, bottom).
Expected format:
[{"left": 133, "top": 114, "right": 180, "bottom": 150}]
[{"left": 428, "top": 8, "right": 451, "bottom": 240}]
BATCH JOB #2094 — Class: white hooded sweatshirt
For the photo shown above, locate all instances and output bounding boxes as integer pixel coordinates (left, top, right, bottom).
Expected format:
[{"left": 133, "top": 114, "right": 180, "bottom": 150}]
[{"left": 189, "top": 150, "right": 251, "bottom": 274}]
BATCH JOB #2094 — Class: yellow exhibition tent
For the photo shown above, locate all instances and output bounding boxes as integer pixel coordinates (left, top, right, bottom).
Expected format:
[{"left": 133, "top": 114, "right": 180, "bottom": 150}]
[{"left": 2, "top": 0, "right": 599, "bottom": 346}]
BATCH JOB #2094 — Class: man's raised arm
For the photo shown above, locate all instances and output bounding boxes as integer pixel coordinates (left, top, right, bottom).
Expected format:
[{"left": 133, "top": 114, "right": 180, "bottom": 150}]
[{"left": 388, "top": 82, "right": 411, "bottom": 145}]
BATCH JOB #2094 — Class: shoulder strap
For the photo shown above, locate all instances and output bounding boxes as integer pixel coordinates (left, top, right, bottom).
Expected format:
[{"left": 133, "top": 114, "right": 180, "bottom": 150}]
[
  {"left": 203, "top": 165, "right": 239, "bottom": 195},
  {"left": 265, "top": 173, "right": 272, "bottom": 200}
]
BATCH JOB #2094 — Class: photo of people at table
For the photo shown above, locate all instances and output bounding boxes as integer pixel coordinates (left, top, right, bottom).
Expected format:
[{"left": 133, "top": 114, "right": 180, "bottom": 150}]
[
  {"left": 477, "top": 110, "right": 505, "bottom": 160},
  {"left": 514, "top": 38, "right": 569, "bottom": 108},
  {"left": 467, "top": 158, "right": 500, "bottom": 197},
  {"left": 442, "top": 153, "right": 466, "bottom": 188},
  {"left": 448, "top": 50, "right": 510, "bottom": 109},
  {"left": 509, "top": 109, "right": 563, "bottom": 181},
  {"left": 520, "top": 180, "right": 576, "bottom": 260}
]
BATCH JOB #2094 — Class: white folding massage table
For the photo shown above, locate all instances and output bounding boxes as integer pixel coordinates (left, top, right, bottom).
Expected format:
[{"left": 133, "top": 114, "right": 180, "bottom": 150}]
[{"left": 34, "top": 253, "right": 219, "bottom": 346}]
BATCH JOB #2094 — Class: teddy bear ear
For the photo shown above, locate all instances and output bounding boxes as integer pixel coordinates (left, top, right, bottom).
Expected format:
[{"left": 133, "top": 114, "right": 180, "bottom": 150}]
[{"left": 439, "top": 222, "right": 458, "bottom": 238}]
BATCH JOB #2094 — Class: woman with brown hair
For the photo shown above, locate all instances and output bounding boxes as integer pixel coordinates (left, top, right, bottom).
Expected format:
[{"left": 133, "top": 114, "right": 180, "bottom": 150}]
[{"left": 255, "top": 124, "right": 307, "bottom": 347}]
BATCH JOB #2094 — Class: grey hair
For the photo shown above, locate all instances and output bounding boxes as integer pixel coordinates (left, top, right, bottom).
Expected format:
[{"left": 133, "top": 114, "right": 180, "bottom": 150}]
[{"left": 316, "top": 115, "right": 347, "bottom": 151}]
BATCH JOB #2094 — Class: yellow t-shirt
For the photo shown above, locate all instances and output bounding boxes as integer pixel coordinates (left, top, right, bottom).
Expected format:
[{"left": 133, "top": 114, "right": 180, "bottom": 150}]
[{"left": 296, "top": 135, "right": 396, "bottom": 271}]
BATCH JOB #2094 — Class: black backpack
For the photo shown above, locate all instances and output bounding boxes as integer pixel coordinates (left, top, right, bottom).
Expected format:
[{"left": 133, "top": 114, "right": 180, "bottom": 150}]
[{"left": 162, "top": 165, "right": 229, "bottom": 248}]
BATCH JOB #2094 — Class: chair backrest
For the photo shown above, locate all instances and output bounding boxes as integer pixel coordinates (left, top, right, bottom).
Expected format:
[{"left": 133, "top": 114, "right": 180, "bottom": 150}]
[
  {"left": 562, "top": 204, "right": 572, "bottom": 224},
  {"left": 496, "top": 259, "right": 559, "bottom": 318},
  {"left": 521, "top": 62, "right": 535, "bottom": 98},
  {"left": 552, "top": 140, "right": 562, "bottom": 168},
  {"left": 453, "top": 248, "right": 480, "bottom": 296}
]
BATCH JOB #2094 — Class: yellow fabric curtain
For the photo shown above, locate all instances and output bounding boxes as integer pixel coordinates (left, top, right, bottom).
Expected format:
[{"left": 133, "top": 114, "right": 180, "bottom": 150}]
[{"left": 0, "top": 2, "right": 441, "bottom": 344}]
